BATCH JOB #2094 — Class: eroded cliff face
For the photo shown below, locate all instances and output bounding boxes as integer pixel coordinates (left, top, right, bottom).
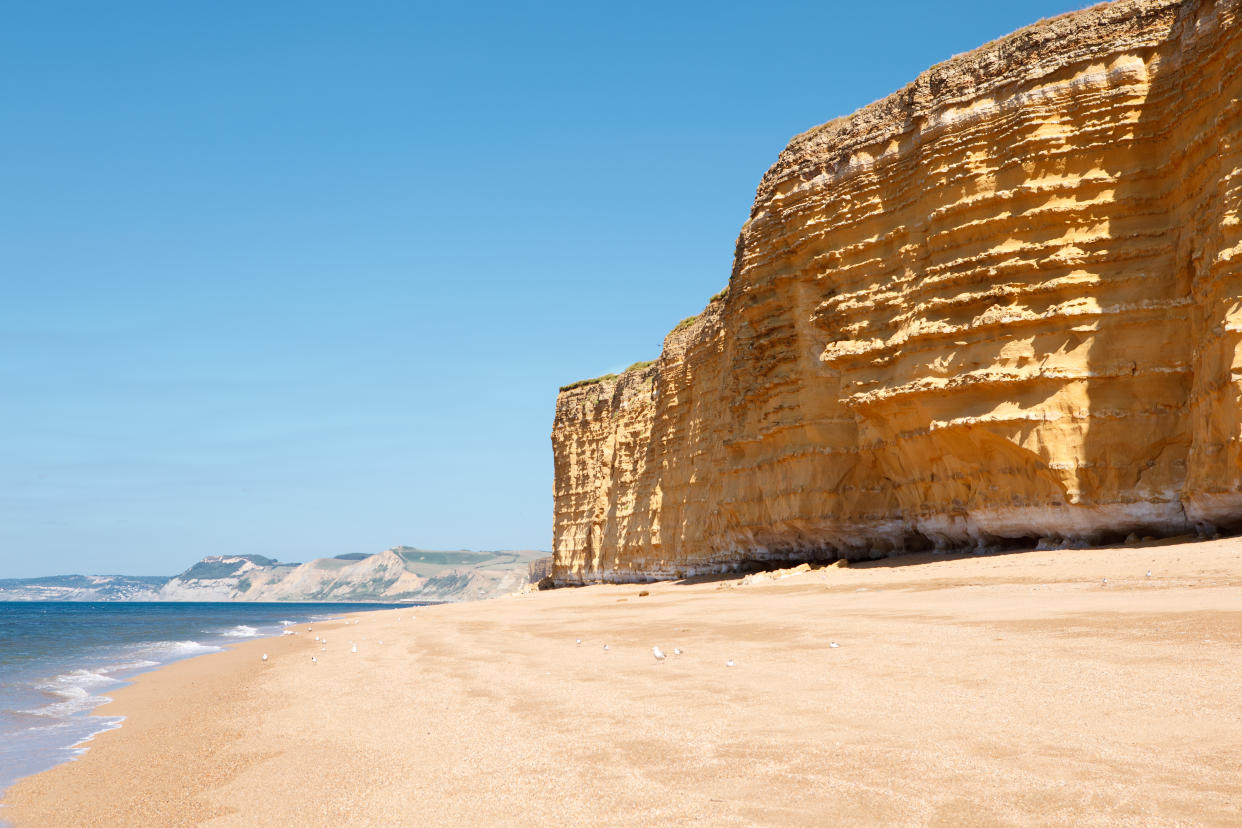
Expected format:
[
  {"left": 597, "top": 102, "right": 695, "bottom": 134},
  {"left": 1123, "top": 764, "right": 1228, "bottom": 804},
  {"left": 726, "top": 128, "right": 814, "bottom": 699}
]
[{"left": 552, "top": 0, "right": 1242, "bottom": 583}]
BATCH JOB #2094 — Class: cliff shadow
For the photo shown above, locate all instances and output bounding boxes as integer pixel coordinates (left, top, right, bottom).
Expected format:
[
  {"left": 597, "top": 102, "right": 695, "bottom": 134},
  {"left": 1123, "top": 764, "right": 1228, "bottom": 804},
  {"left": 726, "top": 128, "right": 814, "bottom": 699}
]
[{"left": 1079, "top": 5, "right": 1212, "bottom": 539}]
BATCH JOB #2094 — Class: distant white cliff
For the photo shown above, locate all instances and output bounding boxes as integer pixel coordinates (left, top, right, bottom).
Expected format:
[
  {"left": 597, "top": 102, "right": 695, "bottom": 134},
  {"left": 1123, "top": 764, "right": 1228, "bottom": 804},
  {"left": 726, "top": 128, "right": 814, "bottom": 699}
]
[{"left": 0, "top": 547, "right": 546, "bottom": 603}]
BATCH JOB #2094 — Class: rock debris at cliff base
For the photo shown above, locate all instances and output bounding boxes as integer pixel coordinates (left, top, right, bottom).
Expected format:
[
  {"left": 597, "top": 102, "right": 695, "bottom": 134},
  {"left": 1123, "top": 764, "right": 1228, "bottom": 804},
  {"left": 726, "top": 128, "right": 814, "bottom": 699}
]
[{"left": 552, "top": 0, "right": 1242, "bottom": 583}]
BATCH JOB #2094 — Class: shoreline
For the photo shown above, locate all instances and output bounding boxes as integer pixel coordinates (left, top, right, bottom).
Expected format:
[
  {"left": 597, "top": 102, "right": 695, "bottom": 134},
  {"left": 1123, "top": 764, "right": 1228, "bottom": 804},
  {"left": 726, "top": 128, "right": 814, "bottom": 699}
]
[
  {"left": 4, "top": 540, "right": 1242, "bottom": 825},
  {"left": 0, "top": 603, "right": 402, "bottom": 817}
]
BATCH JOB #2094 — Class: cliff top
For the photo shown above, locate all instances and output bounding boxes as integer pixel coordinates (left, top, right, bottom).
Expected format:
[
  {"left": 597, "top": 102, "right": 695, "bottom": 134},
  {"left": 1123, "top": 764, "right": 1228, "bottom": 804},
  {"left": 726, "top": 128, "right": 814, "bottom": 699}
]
[
  {"left": 756, "top": 0, "right": 1185, "bottom": 207},
  {"left": 557, "top": 287, "right": 729, "bottom": 394},
  {"left": 558, "top": 360, "right": 656, "bottom": 393}
]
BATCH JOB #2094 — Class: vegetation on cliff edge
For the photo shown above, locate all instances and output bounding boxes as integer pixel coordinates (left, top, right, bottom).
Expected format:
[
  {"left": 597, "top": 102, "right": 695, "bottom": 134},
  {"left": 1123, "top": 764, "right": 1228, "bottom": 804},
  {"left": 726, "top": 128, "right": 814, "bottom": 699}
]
[{"left": 559, "top": 374, "right": 618, "bottom": 392}]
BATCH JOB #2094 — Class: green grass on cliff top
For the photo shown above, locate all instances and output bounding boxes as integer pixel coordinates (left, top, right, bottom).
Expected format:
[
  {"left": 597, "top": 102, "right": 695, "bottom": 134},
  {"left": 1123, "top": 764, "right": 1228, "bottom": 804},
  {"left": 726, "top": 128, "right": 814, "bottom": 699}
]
[
  {"left": 558, "top": 286, "right": 727, "bottom": 392},
  {"left": 558, "top": 359, "right": 659, "bottom": 392},
  {"left": 558, "top": 373, "right": 618, "bottom": 392}
]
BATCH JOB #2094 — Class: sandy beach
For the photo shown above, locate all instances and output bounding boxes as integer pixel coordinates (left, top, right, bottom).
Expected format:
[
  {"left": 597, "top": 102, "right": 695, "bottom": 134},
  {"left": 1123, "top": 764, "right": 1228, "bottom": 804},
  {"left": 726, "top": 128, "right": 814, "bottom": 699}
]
[{"left": 4, "top": 538, "right": 1241, "bottom": 826}]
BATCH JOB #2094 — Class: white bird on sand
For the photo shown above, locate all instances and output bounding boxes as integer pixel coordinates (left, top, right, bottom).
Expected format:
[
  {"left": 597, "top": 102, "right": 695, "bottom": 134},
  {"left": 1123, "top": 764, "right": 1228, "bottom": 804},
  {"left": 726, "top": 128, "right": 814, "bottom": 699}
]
[
  {"left": 576, "top": 639, "right": 582, "bottom": 646},
  {"left": 673, "top": 648, "right": 682, "bottom": 656},
  {"left": 314, "top": 635, "right": 320, "bottom": 642},
  {"left": 311, "top": 656, "right": 318, "bottom": 664},
  {"left": 726, "top": 659, "right": 736, "bottom": 668},
  {"left": 603, "top": 644, "right": 609, "bottom": 651},
  {"left": 830, "top": 642, "right": 840, "bottom": 649},
  {"left": 1146, "top": 570, "right": 1152, "bottom": 578},
  {"left": 652, "top": 646, "right": 666, "bottom": 661},
  {"left": 1102, "top": 578, "right": 1108, "bottom": 586},
  {"left": 351, "top": 642, "right": 358, "bottom": 653},
  {"left": 261, "top": 653, "right": 268, "bottom": 662}
]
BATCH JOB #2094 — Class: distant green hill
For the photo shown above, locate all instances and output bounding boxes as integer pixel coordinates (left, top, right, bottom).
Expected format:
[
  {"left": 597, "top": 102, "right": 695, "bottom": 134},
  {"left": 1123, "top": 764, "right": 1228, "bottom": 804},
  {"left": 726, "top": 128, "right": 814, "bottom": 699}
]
[
  {"left": 393, "top": 548, "right": 495, "bottom": 567},
  {"left": 176, "top": 555, "right": 286, "bottom": 580}
]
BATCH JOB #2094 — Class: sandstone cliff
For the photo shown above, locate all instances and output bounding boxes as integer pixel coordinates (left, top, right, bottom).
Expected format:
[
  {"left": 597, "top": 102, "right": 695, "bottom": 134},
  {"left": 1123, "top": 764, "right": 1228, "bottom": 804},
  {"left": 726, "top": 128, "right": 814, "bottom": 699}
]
[{"left": 552, "top": 0, "right": 1242, "bottom": 582}]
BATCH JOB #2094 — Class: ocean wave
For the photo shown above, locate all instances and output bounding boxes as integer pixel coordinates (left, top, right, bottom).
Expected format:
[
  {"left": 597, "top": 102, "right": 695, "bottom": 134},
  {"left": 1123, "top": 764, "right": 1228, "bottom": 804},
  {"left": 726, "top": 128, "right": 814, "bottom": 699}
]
[
  {"left": 219, "top": 625, "right": 260, "bottom": 638},
  {"left": 99, "top": 659, "right": 160, "bottom": 674},
  {"left": 25, "top": 670, "right": 120, "bottom": 717},
  {"left": 68, "top": 716, "right": 124, "bottom": 749},
  {"left": 141, "top": 640, "right": 222, "bottom": 659},
  {"left": 20, "top": 642, "right": 218, "bottom": 719},
  {"left": 41, "top": 669, "right": 122, "bottom": 693}
]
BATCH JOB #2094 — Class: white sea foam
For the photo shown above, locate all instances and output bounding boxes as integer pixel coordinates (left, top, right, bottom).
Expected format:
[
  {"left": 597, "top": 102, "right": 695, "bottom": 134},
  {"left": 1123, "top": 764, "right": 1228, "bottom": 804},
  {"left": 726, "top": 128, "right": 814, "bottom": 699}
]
[
  {"left": 142, "top": 640, "right": 222, "bottom": 659},
  {"left": 25, "top": 670, "right": 120, "bottom": 717},
  {"left": 219, "top": 625, "right": 260, "bottom": 638},
  {"left": 99, "top": 659, "right": 160, "bottom": 674},
  {"left": 68, "top": 716, "right": 124, "bottom": 750},
  {"left": 50, "top": 669, "right": 122, "bottom": 689},
  {"left": 28, "top": 686, "right": 97, "bottom": 717},
  {"left": 21, "top": 721, "right": 72, "bottom": 732}
]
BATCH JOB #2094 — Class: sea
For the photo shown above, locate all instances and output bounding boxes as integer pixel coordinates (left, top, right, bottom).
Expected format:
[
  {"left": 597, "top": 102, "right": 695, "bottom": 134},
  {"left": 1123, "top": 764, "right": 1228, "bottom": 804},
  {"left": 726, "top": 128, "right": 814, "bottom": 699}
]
[{"left": 0, "top": 601, "right": 399, "bottom": 809}]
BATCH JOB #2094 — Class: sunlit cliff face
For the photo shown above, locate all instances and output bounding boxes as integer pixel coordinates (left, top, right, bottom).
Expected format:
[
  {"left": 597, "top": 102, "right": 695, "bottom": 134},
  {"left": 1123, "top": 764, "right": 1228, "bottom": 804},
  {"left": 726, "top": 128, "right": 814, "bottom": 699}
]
[{"left": 552, "top": 0, "right": 1242, "bottom": 583}]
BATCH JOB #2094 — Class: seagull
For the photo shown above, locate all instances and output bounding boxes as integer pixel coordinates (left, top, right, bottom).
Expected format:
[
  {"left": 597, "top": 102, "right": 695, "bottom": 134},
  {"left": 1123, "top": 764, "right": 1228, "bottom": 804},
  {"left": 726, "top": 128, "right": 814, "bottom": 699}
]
[
  {"left": 830, "top": 641, "right": 841, "bottom": 648},
  {"left": 603, "top": 644, "right": 609, "bottom": 652},
  {"left": 351, "top": 643, "right": 358, "bottom": 653},
  {"left": 652, "top": 646, "right": 666, "bottom": 661},
  {"left": 261, "top": 653, "right": 268, "bottom": 662},
  {"left": 314, "top": 636, "right": 320, "bottom": 642},
  {"left": 673, "top": 648, "right": 682, "bottom": 656},
  {"left": 576, "top": 639, "right": 582, "bottom": 646},
  {"left": 726, "top": 659, "right": 736, "bottom": 668},
  {"left": 1102, "top": 578, "right": 1108, "bottom": 586},
  {"left": 311, "top": 656, "right": 318, "bottom": 664},
  {"left": 1146, "top": 570, "right": 1152, "bottom": 578}
]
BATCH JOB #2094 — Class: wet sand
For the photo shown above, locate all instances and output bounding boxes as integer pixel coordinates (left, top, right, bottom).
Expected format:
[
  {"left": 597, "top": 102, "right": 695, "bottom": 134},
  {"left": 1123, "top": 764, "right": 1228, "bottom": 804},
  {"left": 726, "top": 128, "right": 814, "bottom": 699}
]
[{"left": 4, "top": 538, "right": 1242, "bottom": 826}]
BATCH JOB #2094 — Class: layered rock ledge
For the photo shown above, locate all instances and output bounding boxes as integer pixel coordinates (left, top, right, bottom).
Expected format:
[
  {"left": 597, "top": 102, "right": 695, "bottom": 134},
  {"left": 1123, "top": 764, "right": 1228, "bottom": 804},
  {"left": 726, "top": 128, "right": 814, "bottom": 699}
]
[{"left": 552, "top": 0, "right": 1242, "bottom": 583}]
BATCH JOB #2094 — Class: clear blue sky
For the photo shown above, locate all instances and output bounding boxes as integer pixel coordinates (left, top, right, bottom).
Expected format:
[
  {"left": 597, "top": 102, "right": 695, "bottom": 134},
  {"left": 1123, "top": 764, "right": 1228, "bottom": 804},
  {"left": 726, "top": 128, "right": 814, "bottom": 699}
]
[{"left": 1, "top": 0, "right": 1089, "bottom": 577}]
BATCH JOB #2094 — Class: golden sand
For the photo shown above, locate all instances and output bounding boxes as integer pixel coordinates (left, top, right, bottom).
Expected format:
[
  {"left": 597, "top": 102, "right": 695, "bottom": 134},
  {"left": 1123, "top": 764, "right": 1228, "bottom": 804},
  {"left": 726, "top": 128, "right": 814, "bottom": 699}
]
[{"left": 4, "top": 538, "right": 1241, "bottom": 826}]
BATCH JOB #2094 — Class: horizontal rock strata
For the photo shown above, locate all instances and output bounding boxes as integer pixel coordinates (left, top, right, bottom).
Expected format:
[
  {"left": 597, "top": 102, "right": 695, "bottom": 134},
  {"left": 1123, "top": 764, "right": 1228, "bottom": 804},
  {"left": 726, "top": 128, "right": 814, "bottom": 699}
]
[{"left": 552, "top": 0, "right": 1242, "bottom": 582}]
